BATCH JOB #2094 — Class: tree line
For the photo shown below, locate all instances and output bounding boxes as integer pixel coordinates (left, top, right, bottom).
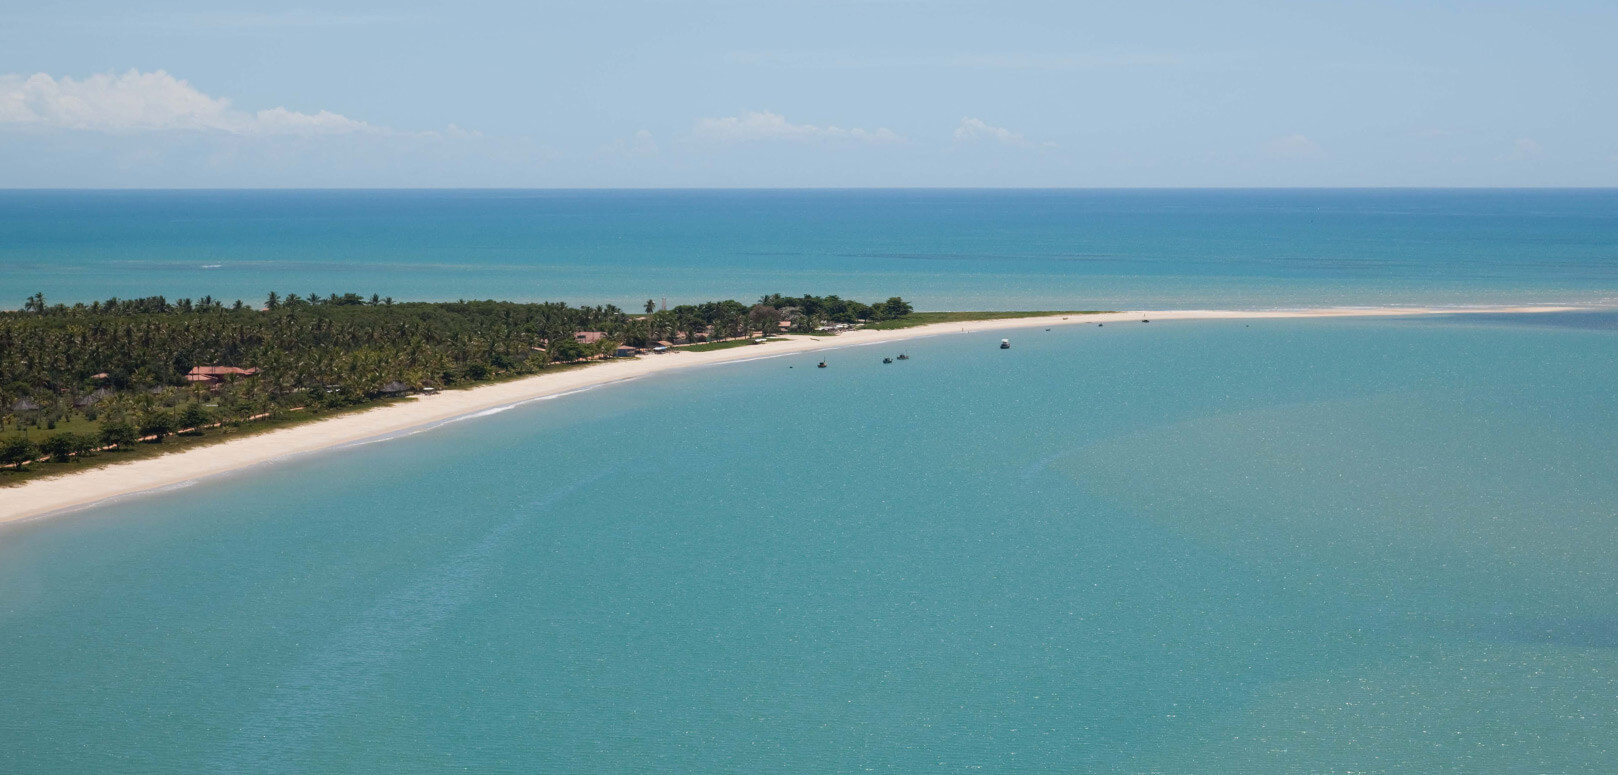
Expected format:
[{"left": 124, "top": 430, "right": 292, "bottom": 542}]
[{"left": 1, "top": 291, "right": 911, "bottom": 467}]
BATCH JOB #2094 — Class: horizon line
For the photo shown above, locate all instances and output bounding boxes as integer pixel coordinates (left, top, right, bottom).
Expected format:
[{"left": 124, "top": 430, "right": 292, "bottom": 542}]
[{"left": 3, "top": 185, "right": 1618, "bottom": 192}]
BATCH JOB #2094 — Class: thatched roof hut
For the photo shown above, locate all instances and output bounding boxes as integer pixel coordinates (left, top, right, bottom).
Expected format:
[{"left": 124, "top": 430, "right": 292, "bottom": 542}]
[{"left": 73, "top": 388, "right": 114, "bottom": 408}]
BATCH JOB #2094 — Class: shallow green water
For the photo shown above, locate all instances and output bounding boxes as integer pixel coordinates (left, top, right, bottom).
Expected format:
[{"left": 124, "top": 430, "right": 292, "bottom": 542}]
[{"left": 3, "top": 315, "right": 1617, "bottom": 772}]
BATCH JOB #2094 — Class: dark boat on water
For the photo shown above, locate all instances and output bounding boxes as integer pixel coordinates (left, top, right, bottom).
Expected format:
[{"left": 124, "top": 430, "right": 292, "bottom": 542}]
[
  {"left": 897, "top": 354, "right": 909, "bottom": 360},
  {"left": 882, "top": 357, "right": 893, "bottom": 364},
  {"left": 817, "top": 360, "right": 827, "bottom": 368},
  {"left": 1000, "top": 338, "right": 1011, "bottom": 349}
]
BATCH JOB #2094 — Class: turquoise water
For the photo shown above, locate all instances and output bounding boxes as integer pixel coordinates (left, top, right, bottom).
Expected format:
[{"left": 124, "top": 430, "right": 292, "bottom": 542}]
[
  {"left": 5, "top": 189, "right": 1618, "bottom": 309},
  {"left": 4, "top": 314, "right": 1618, "bottom": 772}
]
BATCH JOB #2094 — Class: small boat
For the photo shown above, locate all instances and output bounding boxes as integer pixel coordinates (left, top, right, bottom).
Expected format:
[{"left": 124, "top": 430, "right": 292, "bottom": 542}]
[
  {"left": 1000, "top": 339, "right": 1011, "bottom": 349},
  {"left": 817, "top": 360, "right": 827, "bottom": 368},
  {"left": 1141, "top": 319, "right": 1150, "bottom": 323},
  {"left": 896, "top": 354, "right": 909, "bottom": 361},
  {"left": 882, "top": 357, "right": 893, "bottom": 364}
]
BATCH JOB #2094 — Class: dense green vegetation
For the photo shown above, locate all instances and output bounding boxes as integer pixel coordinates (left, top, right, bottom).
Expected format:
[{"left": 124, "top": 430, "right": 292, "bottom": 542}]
[
  {"left": 0, "top": 399, "right": 408, "bottom": 478},
  {"left": 1, "top": 291, "right": 915, "bottom": 476},
  {"left": 675, "top": 337, "right": 788, "bottom": 353},
  {"left": 861, "top": 310, "right": 1104, "bottom": 330},
  {"left": 754, "top": 294, "right": 913, "bottom": 328}
]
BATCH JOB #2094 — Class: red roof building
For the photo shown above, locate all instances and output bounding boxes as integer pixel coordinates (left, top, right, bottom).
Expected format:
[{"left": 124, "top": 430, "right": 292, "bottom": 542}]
[{"left": 185, "top": 365, "right": 259, "bottom": 385}]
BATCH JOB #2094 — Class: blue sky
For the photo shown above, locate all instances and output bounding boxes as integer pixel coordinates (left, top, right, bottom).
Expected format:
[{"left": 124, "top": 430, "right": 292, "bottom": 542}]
[{"left": 1, "top": 0, "right": 1614, "bottom": 187}]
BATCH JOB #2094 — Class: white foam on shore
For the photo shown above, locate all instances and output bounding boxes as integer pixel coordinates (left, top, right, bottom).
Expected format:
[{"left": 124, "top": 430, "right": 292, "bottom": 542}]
[{"left": 337, "top": 383, "right": 618, "bottom": 451}]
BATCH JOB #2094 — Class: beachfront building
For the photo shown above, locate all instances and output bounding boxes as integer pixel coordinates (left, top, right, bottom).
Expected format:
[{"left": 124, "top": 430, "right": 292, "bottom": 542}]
[
  {"left": 184, "top": 365, "right": 259, "bottom": 387},
  {"left": 575, "top": 331, "right": 606, "bottom": 344},
  {"left": 613, "top": 344, "right": 639, "bottom": 358}
]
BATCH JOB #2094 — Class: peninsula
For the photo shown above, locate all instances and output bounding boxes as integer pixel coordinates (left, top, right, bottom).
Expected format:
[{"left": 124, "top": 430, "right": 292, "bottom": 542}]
[{"left": 0, "top": 300, "right": 1581, "bottom": 524}]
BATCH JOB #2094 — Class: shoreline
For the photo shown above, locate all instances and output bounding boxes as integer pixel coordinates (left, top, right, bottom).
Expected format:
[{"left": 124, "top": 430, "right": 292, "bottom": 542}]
[{"left": 0, "top": 305, "right": 1587, "bottom": 526}]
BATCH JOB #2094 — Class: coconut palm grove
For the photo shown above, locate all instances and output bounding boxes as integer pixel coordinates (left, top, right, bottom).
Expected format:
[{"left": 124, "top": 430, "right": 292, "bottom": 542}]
[{"left": 0, "top": 291, "right": 913, "bottom": 471}]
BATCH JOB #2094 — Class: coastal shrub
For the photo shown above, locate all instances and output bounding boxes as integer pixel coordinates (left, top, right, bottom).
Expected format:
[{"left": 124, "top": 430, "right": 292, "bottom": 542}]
[
  {"left": 178, "top": 403, "right": 210, "bottom": 433},
  {"left": 139, "top": 410, "right": 177, "bottom": 442},
  {"left": 40, "top": 434, "right": 75, "bottom": 462},
  {"left": 68, "top": 432, "right": 97, "bottom": 459},
  {"left": 0, "top": 437, "right": 36, "bottom": 469},
  {"left": 878, "top": 296, "right": 914, "bottom": 319},
  {"left": 99, "top": 421, "right": 137, "bottom": 450},
  {"left": 548, "top": 339, "right": 587, "bottom": 363}
]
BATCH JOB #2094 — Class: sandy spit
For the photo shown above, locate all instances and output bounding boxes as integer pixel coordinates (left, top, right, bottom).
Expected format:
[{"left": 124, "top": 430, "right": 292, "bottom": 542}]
[{"left": 0, "top": 305, "right": 1584, "bottom": 525}]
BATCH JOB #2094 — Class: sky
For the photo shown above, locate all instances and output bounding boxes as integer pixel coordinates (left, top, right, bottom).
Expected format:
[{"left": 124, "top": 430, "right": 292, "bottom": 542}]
[{"left": 1, "top": 0, "right": 1615, "bottom": 188}]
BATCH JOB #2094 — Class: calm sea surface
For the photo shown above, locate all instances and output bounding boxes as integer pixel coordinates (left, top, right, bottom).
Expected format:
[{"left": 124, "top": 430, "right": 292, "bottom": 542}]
[
  {"left": 4, "top": 313, "right": 1618, "bottom": 772},
  {"left": 3, "top": 189, "right": 1618, "bottom": 309}
]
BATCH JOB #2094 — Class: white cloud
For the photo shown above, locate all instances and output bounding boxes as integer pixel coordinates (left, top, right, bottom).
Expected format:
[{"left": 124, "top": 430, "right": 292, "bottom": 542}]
[
  {"left": 248, "top": 106, "right": 374, "bottom": 136},
  {"left": 628, "top": 129, "right": 658, "bottom": 155},
  {"left": 953, "top": 117, "right": 1050, "bottom": 149},
  {"left": 693, "top": 110, "right": 903, "bottom": 144},
  {"left": 0, "top": 70, "right": 381, "bottom": 136},
  {"left": 1264, "top": 133, "right": 1324, "bottom": 159}
]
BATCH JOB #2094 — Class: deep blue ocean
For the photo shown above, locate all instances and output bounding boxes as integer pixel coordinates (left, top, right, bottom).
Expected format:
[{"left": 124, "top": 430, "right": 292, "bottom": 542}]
[
  {"left": 3, "top": 191, "right": 1618, "bottom": 772},
  {"left": 4, "top": 189, "right": 1618, "bottom": 309}
]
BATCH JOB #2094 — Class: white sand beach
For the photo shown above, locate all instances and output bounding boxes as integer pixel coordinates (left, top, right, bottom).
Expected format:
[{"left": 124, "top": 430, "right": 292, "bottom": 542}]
[{"left": 0, "top": 306, "right": 1580, "bottom": 525}]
